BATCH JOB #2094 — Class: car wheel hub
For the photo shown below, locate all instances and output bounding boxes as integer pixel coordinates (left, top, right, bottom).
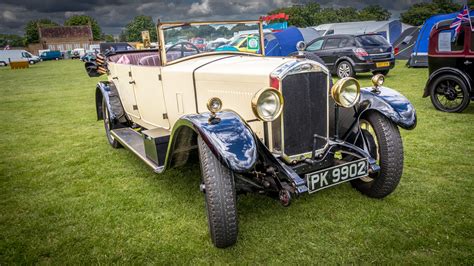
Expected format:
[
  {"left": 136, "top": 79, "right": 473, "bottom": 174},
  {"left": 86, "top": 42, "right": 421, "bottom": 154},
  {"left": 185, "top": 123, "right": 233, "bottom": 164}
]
[{"left": 338, "top": 64, "right": 350, "bottom": 77}]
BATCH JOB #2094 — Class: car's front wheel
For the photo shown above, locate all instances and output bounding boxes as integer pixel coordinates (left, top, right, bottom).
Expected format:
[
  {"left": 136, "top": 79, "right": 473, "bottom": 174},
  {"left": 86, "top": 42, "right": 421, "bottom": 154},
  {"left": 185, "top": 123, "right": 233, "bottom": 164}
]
[
  {"left": 351, "top": 111, "right": 403, "bottom": 198},
  {"left": 198, "top": 136, "right": 238, "bottom": 248},
  {"left": 336, "top": 61, "right": 355, "bottom": 78},
  {"left": 29, "top": 60, "right": 35, "bottom": 65},
  {"left": 429, "top": 74, "right": 470, "bottom": 113},
  {"left": 0, "top": 61, "right": 7, "bottom": 66},
  {"left": 102, "top": 97, "right": 121, "bottom": 148}
]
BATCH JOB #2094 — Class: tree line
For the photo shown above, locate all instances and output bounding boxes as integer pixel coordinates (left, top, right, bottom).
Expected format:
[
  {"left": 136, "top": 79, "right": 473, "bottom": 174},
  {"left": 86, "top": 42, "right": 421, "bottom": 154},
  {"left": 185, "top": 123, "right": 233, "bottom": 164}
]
[{"left": 268, "top": 0, "right": 474, "bottom": 27}]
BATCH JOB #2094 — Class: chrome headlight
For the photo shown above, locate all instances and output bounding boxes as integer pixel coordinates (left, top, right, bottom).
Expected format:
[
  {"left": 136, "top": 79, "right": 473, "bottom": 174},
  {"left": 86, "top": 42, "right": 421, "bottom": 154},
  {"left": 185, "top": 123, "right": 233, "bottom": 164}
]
[
  {"left": 371, "top": 74, "right": 385, "bottom": 87},
  {"left": 331, "top": 77, "right": 361, "bottom": 108},
  {"left": 251, "top": 88, "right": 284, "bottom": 122},
  {"left": 207, "top": 97, "right": 223, "bottom": 113}
]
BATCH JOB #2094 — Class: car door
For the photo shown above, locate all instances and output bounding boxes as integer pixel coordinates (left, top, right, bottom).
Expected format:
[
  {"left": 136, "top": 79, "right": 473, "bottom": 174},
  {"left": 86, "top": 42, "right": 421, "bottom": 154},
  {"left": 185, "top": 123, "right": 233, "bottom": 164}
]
[
  {"left": 131, "top": 65, "right": 170, "bottom": 129},
  {"left": 111, "top": 63, "right": 141, "bottom": 119},
  {"left": 465, "top": 27, "right": 473, "bottom": 79},
  {"left": 306, "top": 38, "right": 325, "bottom": 56},
  {"left": 320, "top": 37, "right": 342, "bottom": 69}
]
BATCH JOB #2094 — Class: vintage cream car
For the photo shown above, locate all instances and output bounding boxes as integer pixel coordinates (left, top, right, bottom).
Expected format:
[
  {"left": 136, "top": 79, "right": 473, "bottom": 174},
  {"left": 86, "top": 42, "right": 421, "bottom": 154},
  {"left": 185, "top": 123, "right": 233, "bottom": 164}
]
[{"left": 85, "top": 20, "right": 417, "bottom": 248}]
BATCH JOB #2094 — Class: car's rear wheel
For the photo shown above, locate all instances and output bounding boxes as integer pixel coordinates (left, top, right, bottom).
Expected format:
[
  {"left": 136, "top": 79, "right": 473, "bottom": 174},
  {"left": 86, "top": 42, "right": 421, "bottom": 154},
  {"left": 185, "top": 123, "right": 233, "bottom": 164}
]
[
  {"left": 198, "top": 136, "right": 238, "bottom": 248},
  {"left": 429, "top": 74, "right": 470, "bottom": 113},
  {"left": 102, "top": 97, "right": 121, "bottom": 148},
  {"left": 29, "top": 60, "right": 35, "bottom": 65},
  {"left": 351, "top": 112, "right": 403, "bottom": 198},
  {"left": 336, "top": 61, "right": 355, "bottom": 78},
  {"left": 0, "top": 61, "right": 7, "bottom": 66},
  {"left": 372, "top": 69, "right": 389, "bottom": 76}
]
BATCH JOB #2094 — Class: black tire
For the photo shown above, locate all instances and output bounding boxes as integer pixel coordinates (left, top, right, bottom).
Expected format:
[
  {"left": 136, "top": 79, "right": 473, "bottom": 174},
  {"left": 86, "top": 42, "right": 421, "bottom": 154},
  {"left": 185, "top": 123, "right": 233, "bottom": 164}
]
[
  {"left": 198, "top": 136, "right": 238, "bottom": 248},
  {"left": 29, "top": 60, "right": 35, "bottom": 65},
  {"left": 351, "top": 112, "right": 403, "bottom": 198},
  {"left": 372, "top": 69, "right": 389, "bottom": 76},
  {"left": 102, "top": 97, "right": 121, "bottom": 148},
  {"left": 0, "top": 61, "right": 7, "bottom": 67},
  {"left": 336, "top": 60, "right": 355, "bottom": 78},
  {"left": 429, "top": 74, "right": 470, "bottom": 113}
]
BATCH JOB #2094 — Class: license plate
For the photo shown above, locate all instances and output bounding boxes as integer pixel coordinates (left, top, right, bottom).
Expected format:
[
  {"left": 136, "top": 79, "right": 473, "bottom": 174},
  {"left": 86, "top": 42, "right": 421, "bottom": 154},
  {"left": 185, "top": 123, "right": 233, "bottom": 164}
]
[
  {"left": 376, "top": 61, "right": 390, "bottom": 68},
  {"left": 306, "top": 158, "right": 369, "bottom": 193}
]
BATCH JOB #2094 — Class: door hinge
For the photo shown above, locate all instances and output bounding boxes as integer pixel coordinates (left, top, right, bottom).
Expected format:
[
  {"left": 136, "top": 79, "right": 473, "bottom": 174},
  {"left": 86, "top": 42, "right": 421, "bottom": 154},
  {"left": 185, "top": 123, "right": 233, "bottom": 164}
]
[
  {"left": 158, "top": 74, "right": 162, "bottom": 80},
  {"left": 133, "top": 105, "right": 138, "bottom": 110},
  {"left": 128, "top": 71, "right": 132, "bottom": 77},
  {"left": 163, "top": 113, "right": 168, "bottom": 119}
]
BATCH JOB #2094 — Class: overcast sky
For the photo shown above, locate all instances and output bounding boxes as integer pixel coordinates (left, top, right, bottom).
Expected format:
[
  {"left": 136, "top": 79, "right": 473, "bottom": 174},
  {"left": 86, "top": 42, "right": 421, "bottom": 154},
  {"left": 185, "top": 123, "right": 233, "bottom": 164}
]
[{"left": 0, "top": 0, "right": 445, "bottom": 36}]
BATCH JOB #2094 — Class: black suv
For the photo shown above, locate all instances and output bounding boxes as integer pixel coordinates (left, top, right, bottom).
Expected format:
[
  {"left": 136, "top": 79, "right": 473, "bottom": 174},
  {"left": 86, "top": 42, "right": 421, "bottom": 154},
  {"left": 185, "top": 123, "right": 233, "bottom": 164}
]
[{"left": 303, "top": 34, "right": 395, "bottom": 78}]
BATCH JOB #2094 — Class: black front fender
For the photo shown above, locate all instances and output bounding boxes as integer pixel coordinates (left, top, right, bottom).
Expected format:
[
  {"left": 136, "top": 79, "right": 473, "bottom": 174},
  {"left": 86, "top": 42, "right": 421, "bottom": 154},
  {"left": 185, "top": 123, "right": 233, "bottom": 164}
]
[
  {"left": 95, "top": 81, "right": 126, "bottom": 122},
  {"left": 358, "top": 86, "right": 417, "bottom": 130},
  {"left": 166, "top": 111, "right": 258, "bottom": 173}
]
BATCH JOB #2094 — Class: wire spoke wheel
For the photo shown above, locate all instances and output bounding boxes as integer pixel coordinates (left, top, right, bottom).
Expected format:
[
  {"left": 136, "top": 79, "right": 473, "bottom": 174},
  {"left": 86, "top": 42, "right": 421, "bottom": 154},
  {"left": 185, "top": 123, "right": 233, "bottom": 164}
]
[
  {"left": 430, "top": 74, "right": 470, "bottom": 113},
  {"left": 351, "top": 112, "right": 403, "bottom": 198},
  {"left": 359, "top": 119, "right": 380, "bottom": 183}
]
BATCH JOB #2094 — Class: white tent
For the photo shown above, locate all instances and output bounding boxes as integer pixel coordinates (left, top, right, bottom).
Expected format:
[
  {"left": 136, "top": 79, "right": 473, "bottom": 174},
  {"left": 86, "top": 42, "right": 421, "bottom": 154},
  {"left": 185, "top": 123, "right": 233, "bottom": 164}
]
[{"left": 313, "top": 20, "right": 411, "bottom": 44}]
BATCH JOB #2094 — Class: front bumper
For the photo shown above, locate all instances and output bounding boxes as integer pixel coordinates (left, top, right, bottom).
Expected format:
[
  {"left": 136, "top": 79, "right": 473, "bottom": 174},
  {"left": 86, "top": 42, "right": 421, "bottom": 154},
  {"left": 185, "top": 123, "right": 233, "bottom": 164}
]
[{"left": 262, "top": 137, "right": 380, "bottom": 195}]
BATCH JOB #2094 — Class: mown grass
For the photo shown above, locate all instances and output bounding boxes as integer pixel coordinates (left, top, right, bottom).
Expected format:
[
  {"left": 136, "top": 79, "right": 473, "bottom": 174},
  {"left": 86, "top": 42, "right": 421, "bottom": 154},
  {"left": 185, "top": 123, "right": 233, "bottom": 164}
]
[{"left": 0, "top": 60, "right": 473, "bottom": 264}]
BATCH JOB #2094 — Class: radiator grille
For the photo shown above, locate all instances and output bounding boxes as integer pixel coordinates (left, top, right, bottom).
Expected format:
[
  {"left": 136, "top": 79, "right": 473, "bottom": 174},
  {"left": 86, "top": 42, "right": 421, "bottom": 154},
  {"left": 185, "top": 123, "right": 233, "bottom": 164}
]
[{"left": 279, "top": 72, "right": 328, "bottom": 159}]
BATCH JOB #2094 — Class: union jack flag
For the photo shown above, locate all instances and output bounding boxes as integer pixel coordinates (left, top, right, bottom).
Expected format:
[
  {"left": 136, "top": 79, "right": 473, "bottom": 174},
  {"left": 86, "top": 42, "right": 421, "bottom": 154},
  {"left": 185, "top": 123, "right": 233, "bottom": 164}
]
[{"left": 450, "top": 5, "right": 471, "bottom": 39}]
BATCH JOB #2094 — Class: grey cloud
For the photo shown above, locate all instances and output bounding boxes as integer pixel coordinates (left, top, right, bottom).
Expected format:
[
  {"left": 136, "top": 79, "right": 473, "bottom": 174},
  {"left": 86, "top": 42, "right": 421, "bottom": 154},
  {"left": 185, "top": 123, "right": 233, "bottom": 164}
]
[{"left": 0, "top": 0, "right": 435, "bottom": 36}]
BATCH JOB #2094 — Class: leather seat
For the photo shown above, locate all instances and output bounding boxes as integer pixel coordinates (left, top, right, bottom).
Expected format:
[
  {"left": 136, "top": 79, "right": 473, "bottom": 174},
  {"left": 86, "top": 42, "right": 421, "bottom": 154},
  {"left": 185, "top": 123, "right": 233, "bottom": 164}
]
[{"left": 139, "top": 55, "right": 161, "bottom": 66}]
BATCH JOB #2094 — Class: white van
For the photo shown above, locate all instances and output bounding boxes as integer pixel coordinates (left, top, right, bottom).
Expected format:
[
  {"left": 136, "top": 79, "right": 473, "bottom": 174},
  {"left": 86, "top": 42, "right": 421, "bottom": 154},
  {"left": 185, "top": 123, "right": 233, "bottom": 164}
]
[{"left": 0, "top": 50, "right": 40, "bottom": 66}]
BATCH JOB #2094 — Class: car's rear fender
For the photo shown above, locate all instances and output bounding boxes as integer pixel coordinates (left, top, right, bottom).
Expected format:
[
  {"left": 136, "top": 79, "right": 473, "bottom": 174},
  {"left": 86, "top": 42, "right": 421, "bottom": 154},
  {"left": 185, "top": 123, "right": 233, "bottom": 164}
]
[
  {"left": 423, "top": 67, "right": 473, "bottom": 98},
  {"left": 357, "top": 87, "right": 417, "bottom": 130},
  {"left": 165, "top": 111, "right": 258, "bottom": 173},
  {"left": 95, "top": 81, "right": 126, "bottom": 123}
]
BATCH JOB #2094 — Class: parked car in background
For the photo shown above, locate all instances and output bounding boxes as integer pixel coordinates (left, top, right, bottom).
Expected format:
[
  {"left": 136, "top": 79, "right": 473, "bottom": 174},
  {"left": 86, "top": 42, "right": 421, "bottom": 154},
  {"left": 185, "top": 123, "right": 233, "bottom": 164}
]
[
  {"left": 85, "top": 19, "right": 416, "bottom": 248},
  {"left": 206, "top": 38, "right": 229, "bottom": 51},
  {"left": 302, "top": 34, "right": 395, "bottom": 78},
  {"left": 423, "top": 19, "right": 473, "bottom": 113},
  {"left": 0, "top": 50, "right": 40, "bottom": 66},
  {"left": 215, "top": 34, "right": 260, "bottom": 53},
  {"left": 71, "top": 48, "right": 85, "bottom": 59},
  {"left": 40, "top": 50, "right": 62, "bottom": 61},
  {"left": 190, "top": 37, "right": 207, "bottom": 51},
  {"left": 81, "top": 51, "right": 97, "bottom": 62},
  {"left": 99, "top": 42, "right": 135, "bottom": 54}
]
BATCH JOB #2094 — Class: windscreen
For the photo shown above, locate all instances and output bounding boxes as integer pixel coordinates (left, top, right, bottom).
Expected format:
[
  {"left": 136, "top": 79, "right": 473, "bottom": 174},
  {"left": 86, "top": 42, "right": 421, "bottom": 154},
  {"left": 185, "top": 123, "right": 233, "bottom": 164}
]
[
  {"left": 355, "top": 35, "right": 389, "bottom": 46},
  {"left": 162, "top": 22, "right": 262, "bottom": 62}
]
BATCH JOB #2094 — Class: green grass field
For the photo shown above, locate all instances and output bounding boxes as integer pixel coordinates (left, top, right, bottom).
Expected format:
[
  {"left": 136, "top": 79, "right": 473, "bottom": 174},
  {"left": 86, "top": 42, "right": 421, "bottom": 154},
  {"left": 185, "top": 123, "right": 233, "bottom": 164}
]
[{"left": 0, "top": 60, "right": 473, "bottom": 264}]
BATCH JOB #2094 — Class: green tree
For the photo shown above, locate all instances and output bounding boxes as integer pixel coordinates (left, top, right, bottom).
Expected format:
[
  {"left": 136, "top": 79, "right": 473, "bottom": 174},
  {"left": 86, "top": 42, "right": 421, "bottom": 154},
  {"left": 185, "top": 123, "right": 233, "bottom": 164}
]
[
  {"left": 0, "top": 34, "right": 25, "bottom": 47},
  {"left": 24, "top": 19, "right": 58, "bottom": 44},
  {"left": 123, "top": 15, "right": 157, "bottom": 42},
  {"left": 64, "top": 15, "right": 102, "bottom": 40},
  {"left": 102, "top": 34, "right": 115, "bottom": 42},
  {"left": 359, "top": 5, "right": 391, "bottom": 21},
  {"left": 268, "top": 3, "right": 392, "bottom": 27},
  {"left": 400, "top": 0, "right": 471, "bottom": 26}
]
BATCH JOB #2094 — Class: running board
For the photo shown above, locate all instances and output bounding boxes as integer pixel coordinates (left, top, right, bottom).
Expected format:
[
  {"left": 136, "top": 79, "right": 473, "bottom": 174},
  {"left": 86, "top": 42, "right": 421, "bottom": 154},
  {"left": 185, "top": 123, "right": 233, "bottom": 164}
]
[{"left": 110, "top": 128, "right": 164, "bottom": 173}]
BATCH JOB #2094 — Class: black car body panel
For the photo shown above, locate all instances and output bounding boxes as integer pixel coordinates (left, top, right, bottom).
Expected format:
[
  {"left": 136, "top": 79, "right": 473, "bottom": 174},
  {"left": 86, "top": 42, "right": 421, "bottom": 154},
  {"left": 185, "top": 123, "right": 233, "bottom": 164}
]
[
  {"left": 358, "top": 87, "right": 417, "bottom": 130},
  {"left": 168, "top": 111, "right": 258, "bottom": 173}
]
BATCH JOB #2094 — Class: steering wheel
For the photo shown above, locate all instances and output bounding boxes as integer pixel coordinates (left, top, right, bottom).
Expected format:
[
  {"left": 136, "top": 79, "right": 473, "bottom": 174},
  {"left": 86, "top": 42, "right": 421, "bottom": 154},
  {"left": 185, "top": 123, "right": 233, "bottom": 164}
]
[{"left": 166, "top": 42, "right": 200, "bottom": 58}]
